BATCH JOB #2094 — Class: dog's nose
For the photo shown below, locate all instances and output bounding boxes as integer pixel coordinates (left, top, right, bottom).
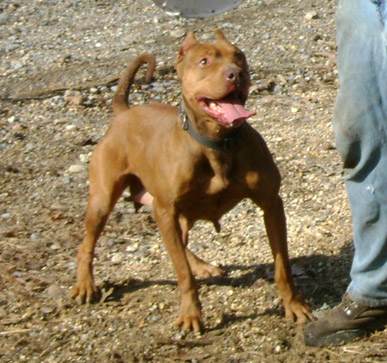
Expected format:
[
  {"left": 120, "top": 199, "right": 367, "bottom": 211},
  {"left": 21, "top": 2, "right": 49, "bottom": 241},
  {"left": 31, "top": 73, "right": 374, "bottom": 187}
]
[{"left": 224, "top": 65, "right": 240, "bottom": 82}]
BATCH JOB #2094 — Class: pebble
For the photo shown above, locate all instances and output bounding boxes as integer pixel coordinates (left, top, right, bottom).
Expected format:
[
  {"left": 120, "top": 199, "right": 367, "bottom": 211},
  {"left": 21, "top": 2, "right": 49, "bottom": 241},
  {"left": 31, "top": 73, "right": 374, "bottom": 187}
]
[
  {"left": 305, "top": 11, "right": 319, "bottom": 20},
  {"left": 79, "top": 153, "right": 89, "bottom": 163},
  {"left": 1, "top": 213, "right": 11, "bottom": 219},
  {"left": 170, "top": 29, "right": 185, "bottom": 39},
  {"left": 126, "top": 243, "right": 139, "bottom": 253},
  {"left": 0, "top": 13, "right": 9, "bottom": 25},
  {"left": 64, "top": 91, "right": 84, "bottom": 106},
  {"left": 63, "top": 175, "right": 72, "bottom": 184},
  {"left": 50, "top": 243, "right": 61, "bottom": 250},
  {"left": 66, "top": 124, "right": 77, "bottom": 131},
  {"left": 11, "top": 61, "right": 23, "bottom": 70},
  {"left": 30, "top": 233, "right": 39, "bottom": 241},
  {"left": 173, "top": 331, "right": 186, "bottom": 341},
  {"left": 111, "top": 252, "right": 125, "bottom": 264},
  {"left": 41, "top": 305, "right": 55, "bottom": 315},
  {"left": 45, "top": 284, "right": 67, "bottom": 300},
  {"left": 68, "top": 164, "right": 84, "bottom": 173}
]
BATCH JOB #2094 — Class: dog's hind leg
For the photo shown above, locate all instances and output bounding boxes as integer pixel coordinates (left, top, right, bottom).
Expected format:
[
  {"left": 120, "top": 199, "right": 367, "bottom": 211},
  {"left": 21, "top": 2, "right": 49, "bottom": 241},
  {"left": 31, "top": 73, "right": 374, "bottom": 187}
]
[
  {"left": 186, "top": 249, "right": 225, "bottom": 278},
  {"left": 179, "top": 216, "right": 225, "bottom": 278}
]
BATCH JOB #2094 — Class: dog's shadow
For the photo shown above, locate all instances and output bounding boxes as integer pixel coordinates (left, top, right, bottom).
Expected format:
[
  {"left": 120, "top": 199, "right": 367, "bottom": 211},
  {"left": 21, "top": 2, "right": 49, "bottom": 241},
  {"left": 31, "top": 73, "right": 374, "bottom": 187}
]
[{"left": 101, "top": 241, "right": 353, "bottom": 324}]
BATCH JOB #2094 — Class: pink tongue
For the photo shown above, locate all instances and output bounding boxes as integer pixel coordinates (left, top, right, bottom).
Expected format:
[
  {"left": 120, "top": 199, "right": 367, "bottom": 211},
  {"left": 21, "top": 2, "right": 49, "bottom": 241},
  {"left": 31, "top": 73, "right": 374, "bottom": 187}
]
[{"left": 216, "top": 100, "right": 255, "bottom": 124}]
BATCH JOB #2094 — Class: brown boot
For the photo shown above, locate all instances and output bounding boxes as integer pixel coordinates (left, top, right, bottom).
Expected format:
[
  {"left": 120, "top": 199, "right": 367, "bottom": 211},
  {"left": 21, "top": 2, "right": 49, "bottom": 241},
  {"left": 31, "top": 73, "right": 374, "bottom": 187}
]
[{"left": 304, "top": 294, "right": 387, "bottom": 347}]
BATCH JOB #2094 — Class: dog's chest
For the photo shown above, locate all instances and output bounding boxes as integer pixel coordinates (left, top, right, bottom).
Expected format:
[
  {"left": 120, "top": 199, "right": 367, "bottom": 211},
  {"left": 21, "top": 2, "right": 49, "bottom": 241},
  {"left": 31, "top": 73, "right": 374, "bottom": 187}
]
[
  {"left": 178, "top": 182, "right": 243, "bottom": 222},
  {"left": 176, "top": 155, "right": 256, "bottom": 221}
]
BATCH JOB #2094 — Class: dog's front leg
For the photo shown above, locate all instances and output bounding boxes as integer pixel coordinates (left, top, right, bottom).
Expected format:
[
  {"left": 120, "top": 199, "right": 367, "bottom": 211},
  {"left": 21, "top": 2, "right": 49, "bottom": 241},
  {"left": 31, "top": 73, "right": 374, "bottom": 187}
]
[
  {"left": 258, "top": 195, "right": 313, "bottom": 323},
  {"left": 154, "top": 201, "right": 202, "bottom": 332}
]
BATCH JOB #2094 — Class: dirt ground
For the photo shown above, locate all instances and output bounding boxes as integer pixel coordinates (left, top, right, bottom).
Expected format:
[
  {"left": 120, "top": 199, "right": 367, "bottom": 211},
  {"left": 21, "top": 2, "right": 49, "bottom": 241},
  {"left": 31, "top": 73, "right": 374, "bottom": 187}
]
[{"left": 1, "top": 0, "right": 387, "bottom": 362}]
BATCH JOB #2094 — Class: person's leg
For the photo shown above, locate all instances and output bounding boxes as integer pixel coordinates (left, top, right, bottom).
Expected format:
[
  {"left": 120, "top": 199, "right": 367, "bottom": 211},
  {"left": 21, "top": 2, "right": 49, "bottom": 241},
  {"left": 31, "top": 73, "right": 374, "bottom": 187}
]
[
  {"left": 335, "top": 0, "right": 387, "bottom": 306},
  {"left": 304, "top": 0, "right": 387, "bottom": 346}
]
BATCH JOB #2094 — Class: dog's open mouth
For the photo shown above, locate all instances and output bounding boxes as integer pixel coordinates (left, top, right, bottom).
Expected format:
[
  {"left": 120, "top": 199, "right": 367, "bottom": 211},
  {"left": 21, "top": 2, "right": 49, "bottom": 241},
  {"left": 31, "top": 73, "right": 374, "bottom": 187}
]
[{"left": 198, "top": 92, "right": 255, "bottom": 128}]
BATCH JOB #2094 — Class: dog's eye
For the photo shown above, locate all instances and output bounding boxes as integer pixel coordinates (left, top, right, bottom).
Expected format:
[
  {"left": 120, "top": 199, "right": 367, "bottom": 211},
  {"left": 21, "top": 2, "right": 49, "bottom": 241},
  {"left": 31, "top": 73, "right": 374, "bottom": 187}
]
[{"left": 199, "top": 58, "right": 208, "bottom": 66}]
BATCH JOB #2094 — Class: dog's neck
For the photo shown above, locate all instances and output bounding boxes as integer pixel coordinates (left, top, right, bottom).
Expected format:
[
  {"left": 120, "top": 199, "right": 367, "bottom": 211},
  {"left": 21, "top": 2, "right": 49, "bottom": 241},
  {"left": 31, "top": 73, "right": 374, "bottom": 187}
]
[{"left": 179, "top": 100, "right": 244, "bottom": 152}]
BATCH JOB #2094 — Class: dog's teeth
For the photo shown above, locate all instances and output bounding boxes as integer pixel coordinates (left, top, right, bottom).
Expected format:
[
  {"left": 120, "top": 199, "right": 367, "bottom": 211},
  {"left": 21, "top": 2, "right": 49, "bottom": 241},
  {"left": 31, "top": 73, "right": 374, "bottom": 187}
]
[{"left": 209, "top": 102, "right": 217, "bottom": 109}]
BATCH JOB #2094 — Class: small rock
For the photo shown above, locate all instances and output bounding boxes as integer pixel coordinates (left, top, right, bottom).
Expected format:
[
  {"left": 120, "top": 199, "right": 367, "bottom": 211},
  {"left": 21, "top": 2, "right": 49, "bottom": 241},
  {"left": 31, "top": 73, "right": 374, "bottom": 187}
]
[
  {"left": 173, "top": 331, "right": 186, "bottom": 341},
  {"left": 67, "top": 261, "right": 76, "bottom": 270},
  {"left": 68, "top": 164, "right": 84, "bottom": 173},
  {"left": 111, "top": 252, "right": 125, "bottom": 264},
  {"left": 45, "top": 284, "right": 67, "bottom": 300},
  {"left": 170, "top": 29, "right": 185, "bottom": 39},
  {"left": 305, "top": 11, "right": 319, "bottom": 20},
  {"left": 30, "top": 233, "right": 39, "bottom": 241},
  {"left": 64, "top": 90, "right": 84, "bottom": 106},
  {"left": 4, "top": 42, "right": 19, "bottom": 52},
  {"left": 126, "top": 243, "right": 138, "bottom": 253},
  {"left": 63, "top": 175, "right": 72, "bottom": 184},
  {"left": 50, "top": 243, "right": 61, "bottom": 250},
  {"left": 11, "top": 61, "right": 23, "bottom": 70},
  {"left": 12, "top": 123, "right": 23, "bottom": 131},
  {"left": 148, "top": 314, "right": 160, "bottom": 322},
  {"left": 0, "top": 13, "right": 9, "bottom": 25},
  {"left": 65, "top": 124, "right": 77, "bottom": 131},
  {"left": 41, "top": 305, "right": 55, "bottom": 315},
  {"left": 62, "top": 55, "right": 72, "bottom": 63},
  {"left": 79, "top": 154, "right": 89, "bottom": 163}
]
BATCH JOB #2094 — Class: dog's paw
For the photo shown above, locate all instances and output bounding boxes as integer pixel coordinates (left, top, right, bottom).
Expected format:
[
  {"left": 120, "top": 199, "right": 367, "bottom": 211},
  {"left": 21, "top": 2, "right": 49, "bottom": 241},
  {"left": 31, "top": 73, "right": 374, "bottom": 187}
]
[
  {"left": 284, "top": 296, "right": 314, "bottom": 324},
  {"left": 71, "top": 278, "right": 98, "bottom": 304},
  {"left": 176, "top": 294, "right": 202, "bottom": 333},
  {"left": 176, "top": 312, "right": 202, "bottom": 333},
  {"left": 192, "top": 263, "right": 225, "bottom": 279}
]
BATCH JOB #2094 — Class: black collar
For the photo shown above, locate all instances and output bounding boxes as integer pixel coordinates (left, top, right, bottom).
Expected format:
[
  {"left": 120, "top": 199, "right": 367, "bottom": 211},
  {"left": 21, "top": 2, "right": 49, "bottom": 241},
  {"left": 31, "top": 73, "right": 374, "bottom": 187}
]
[{"left": 179, "top": 103, "right": 244, "bottom": 152}]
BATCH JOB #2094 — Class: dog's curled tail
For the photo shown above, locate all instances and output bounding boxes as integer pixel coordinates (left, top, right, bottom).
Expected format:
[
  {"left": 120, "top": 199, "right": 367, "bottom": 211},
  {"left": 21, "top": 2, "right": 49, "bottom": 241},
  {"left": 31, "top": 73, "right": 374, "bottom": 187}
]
[{"left": 112, "top": 53, "right": 156, "bottom": 115}]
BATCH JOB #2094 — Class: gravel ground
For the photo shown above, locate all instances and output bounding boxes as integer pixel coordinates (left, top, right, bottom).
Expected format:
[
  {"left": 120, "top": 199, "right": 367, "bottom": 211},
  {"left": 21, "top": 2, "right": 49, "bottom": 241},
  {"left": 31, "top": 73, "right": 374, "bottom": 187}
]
[{"left": 1, "top": 0, "right": 387, "bottom": 362}]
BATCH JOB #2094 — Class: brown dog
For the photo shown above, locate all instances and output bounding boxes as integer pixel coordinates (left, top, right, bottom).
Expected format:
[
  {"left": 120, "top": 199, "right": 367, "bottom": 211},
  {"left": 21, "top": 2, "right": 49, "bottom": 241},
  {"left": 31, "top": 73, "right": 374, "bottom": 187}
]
[{"left": 72, "top": 30, "right": 312, "bottom": 332}]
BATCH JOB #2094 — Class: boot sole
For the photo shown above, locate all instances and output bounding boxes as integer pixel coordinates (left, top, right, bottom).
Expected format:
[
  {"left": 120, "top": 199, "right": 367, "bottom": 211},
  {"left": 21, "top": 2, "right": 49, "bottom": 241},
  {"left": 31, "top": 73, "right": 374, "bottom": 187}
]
[{"left": 305, "top": 328, "right": 366, "bottom": 347}]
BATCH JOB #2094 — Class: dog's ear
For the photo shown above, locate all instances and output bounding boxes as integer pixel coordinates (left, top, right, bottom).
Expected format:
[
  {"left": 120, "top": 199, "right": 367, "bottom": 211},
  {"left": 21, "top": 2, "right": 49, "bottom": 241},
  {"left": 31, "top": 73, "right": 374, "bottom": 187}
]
[
  {"left": 177, "top": 32, "right": 197, "bottom": 62},
  {"left": 176, "top": 32, "right": 198, "bottom": 77},
  {"left": 215, "top": 29, "right": 233, "bottom": 48},
  {"left": 215, "top": 29, "right": 227, "bottom": 41}
]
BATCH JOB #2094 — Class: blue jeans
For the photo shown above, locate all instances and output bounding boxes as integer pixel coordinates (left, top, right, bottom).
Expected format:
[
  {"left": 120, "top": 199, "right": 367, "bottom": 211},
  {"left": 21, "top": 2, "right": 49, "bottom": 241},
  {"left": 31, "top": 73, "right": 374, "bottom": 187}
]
[{"left": 335, "top": 0, "right": 387, "bottom": 306}]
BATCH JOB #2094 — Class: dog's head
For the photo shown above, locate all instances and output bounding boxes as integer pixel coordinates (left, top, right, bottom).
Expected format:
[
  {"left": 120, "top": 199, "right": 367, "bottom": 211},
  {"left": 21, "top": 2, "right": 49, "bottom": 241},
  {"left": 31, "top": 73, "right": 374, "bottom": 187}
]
[{"left": 176, "top": 30, "right": 255, "bottom": 129}]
